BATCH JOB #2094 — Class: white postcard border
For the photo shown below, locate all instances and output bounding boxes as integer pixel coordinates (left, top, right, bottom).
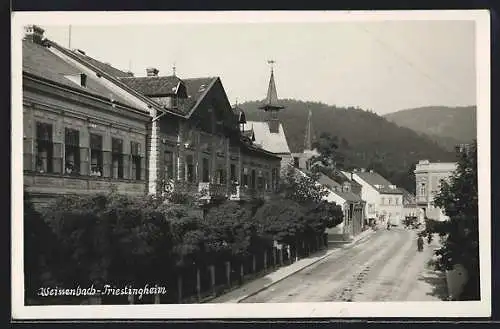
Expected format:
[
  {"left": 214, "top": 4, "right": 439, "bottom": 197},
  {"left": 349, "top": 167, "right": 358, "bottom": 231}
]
[{"left": 11, "top": 10, "right": 491, "bottom": 319}]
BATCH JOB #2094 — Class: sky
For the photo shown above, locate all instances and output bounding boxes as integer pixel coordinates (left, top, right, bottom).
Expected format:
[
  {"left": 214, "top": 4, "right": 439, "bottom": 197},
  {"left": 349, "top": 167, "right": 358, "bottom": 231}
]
[{"left": 40, "top": 20, "right": 476, "bottom": 115}]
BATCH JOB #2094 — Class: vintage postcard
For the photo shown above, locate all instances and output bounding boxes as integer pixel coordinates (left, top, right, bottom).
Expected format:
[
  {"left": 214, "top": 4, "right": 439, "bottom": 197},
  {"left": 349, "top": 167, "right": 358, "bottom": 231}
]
[{"left": 11, "top": 10, "right": 491, "bottom": 319}]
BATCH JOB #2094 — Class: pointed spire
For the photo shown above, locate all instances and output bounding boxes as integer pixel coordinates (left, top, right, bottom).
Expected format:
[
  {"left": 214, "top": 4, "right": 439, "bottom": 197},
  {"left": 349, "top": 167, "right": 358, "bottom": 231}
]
[
  {"left": 259, "top": 60, "right": 284, "bottom": 112},
  {"left": 304, "top": 109, "right": 313, "bottom": 151}
]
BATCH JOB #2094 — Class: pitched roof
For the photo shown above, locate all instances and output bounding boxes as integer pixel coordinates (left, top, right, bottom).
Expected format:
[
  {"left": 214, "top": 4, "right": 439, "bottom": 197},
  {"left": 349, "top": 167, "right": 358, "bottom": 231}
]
[
  {"left": 118, "top": 75, "right": 181, "bottom": 96},
  {"left": 259, "top": 69, "right": 284, "bottom": 110},
  {"left": 116, "top": 75, "right": 217, "bottom": 116},
  {"left": 179, "top": 77, "right": 217, "bottom": 114},
  {"left": 239, "top": 137, "right": 281, "bottom": 160},
  {"left": 47, "top": 39, "right": 218, "bottom": 119},
  {"left": 337, "top": 171, "right": 362, "bottom": 187},
  {"left": 71, "top": 50, "right": 133, "bottom": 78},
  {"left": 247, "top": 120, "right": 291, "bottom": 154},
  {"left": 400, "top": 188, "right": 417, "bottom": 204},
  {"left": 22, "top": 40, "right": 137, "bottom": 109},
  {"left": 317, "top": 173, "right": 363, "bottom": 202},
  {"left": 355, "top": 171, "right": 403, "bottom": 194}
]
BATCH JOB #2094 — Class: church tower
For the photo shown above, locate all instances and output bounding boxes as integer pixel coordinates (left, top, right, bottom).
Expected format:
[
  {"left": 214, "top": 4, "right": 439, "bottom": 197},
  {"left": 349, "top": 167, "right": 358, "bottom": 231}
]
[
  {"left": 259, "top": 60, "right": 284, "bottom": 133},
  {"left": 304, "top": 109, "right": 314, "bottom": 151}
]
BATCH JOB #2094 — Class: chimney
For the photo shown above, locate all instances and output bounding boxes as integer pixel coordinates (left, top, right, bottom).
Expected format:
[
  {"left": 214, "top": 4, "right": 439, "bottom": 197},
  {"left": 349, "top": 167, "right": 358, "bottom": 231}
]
[
  {"left": 146, "top": 67, "right": 159, "bottom": 77},
  {"left": 24, "top": 25, "right": 45, "bottom": 44},
  {"left": 80, "top": 73, "right": 87, "bottom": 87}
]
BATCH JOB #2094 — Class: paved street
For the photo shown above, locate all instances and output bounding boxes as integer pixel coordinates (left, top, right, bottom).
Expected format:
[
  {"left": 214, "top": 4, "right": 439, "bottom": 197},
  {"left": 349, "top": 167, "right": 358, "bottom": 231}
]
[{"left": 239, "top": 227, "right": 448, "bottom": 303}]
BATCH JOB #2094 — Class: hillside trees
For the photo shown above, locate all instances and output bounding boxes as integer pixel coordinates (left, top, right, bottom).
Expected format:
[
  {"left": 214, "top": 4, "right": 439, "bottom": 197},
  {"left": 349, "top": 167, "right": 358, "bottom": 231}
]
[{"left": 240, "top": 99, "right": 455, "bottom": 192}]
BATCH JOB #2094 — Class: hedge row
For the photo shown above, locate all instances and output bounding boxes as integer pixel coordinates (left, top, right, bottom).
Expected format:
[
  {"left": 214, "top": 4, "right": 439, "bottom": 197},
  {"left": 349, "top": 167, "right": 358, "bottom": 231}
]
[{"left": 25, "top": 188, "right": 343, "bottom": 304}]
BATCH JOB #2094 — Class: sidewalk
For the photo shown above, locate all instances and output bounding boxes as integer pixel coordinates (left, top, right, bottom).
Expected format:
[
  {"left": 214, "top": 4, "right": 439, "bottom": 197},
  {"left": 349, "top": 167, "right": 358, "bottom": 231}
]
[
  {"left": 406, "top": 236, "right": 449, "bottom": 301},
  {"left": 208, "top": 228, "right": 376, "bottom": 303}
]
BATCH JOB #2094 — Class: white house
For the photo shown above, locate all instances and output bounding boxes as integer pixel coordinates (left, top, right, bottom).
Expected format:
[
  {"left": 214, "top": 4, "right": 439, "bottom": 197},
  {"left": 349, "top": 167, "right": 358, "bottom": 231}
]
[
  {"left": 344, "top": 169, "right": 404, "bottom": 226},
  {"left": 317, "top": 173, "right": 365, "bottom": 238}
]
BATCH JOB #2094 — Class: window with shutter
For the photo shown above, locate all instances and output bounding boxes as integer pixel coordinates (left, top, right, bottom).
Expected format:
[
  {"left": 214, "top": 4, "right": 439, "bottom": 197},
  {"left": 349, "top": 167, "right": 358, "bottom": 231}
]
[
  {"left": 112, "top": 138, "right": 124, "bottom": 179},
  {"left": 35, "top": 122, "right": 54, "bottom": 173},
  {"left": 131, "top": 141, "right": 142, "bottom": 181},
  {"left": 64, "top": 128, "right": 80, "bottom": 175},
  {"left": 90, "top": 134, "right": 103, "bottom": 177}
]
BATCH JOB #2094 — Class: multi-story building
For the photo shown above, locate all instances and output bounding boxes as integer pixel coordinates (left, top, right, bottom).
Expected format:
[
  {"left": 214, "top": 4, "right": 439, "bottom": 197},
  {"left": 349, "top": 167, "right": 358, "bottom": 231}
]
[
  {"left": 22, "top": 25, "right": 282, "bottom": 206},
  {"left": 414, "top": 160, "right": 457, "bottom": 221},
  {"left": 345, "top": 169, "right": 404, "bottom": 226},
  {"left": 22, "top": 26, "right": 151, "bottom": 207}
]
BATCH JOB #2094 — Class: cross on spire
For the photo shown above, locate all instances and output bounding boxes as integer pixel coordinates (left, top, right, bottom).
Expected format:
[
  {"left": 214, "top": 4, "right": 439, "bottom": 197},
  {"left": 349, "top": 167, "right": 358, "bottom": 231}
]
[{"left": 172, "top": 62, "right": 176, "bottom": 76}]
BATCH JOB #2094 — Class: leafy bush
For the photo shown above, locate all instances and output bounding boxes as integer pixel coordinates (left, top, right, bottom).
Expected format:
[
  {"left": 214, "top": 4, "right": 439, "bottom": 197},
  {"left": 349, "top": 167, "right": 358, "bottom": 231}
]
[
  {"left": 24, "top": 192, "right": 60, "bottom": 301},
  {"left": 422, "top": 142, "right": 479, "bottom": 300},
  {"left": 42, "top": 193, "right": 174, "bottom": 289},
  {"left": 253, "top": 199, "right": 307, "bottom": 245}
]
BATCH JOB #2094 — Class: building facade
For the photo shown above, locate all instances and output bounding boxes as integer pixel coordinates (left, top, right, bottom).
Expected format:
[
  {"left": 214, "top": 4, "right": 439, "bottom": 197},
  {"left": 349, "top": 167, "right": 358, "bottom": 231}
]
[
  {"left": 22, "top": 25, "right": 282, "bottom": 206},
  {"left": 346, "top": 169, "right": 404, "bottom": 226},
  {"left": 414, "top": 160, "right": 457, "bottom": 221},
  {"left": 22, "top": 26, "right": 150, "bottom": 207},
  {"left": 317, "top": 173, "right": 365, "bottom": 238}
]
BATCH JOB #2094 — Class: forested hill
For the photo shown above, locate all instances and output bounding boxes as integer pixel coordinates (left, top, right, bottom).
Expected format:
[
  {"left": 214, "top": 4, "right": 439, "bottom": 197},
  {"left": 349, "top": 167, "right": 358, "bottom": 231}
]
[
  {"left": 384, "top": 105, "right": 476, "bottom": 151},
  {"left": 239, "top": 99, "right": 456, "bottom": 193}
]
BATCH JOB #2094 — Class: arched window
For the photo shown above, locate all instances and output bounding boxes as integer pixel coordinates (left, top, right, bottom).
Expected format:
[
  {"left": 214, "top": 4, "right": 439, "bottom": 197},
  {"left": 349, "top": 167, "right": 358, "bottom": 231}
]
[{"left": 419, "top": 183, "right": 426, "bottom": 197}]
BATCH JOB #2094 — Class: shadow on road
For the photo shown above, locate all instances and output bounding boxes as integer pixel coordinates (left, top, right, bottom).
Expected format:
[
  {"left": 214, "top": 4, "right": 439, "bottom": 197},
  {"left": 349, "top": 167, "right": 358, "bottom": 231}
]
[{"left": 418, "top": 258, "right": 449, "bottom": 301}]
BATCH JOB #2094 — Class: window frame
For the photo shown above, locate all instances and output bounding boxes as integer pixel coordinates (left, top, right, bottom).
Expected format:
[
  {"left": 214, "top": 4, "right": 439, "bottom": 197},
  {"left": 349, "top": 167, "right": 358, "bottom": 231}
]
[
  {"left": 90, "top": 133, "right": 104, "bottom": 177},
  {"left": 64, "top": 127, "right": 81, "bottom": 175}
]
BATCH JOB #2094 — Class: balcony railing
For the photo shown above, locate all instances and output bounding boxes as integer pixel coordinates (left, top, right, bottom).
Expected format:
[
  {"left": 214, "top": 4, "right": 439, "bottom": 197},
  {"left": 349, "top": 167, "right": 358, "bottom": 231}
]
[
  {"left": 229, "top": 185, "right": 271, "bottom": 201},
  {"left": 198, "top": 182, "right": 227, "bottom": 200}
]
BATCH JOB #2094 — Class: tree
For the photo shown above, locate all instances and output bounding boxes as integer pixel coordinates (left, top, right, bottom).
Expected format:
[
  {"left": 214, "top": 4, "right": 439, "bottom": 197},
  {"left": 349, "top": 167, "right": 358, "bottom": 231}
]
[
  {"left": 310, "top": 132, "right": 345, "bottom": 170},
  {"left": 279, "top": 166, "right": 328, "bottom": 204},
  {"left": 423, "top": 141, "right": 479, "bottom": 300},
  {"left": 24, "top": 192, "right": 60, "bottom": 302},
  {"left": 253, "top": 199, "right": 307, "bottom": 246},
  {"left": 203, "top": 201, "right": 268, "bottom": 261}
]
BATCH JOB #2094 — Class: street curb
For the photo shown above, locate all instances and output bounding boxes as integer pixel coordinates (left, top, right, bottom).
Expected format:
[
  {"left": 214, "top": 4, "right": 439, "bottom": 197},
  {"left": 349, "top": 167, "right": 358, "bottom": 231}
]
[{"left": 235, "top": 229, "right": 376, "bottom": 303}]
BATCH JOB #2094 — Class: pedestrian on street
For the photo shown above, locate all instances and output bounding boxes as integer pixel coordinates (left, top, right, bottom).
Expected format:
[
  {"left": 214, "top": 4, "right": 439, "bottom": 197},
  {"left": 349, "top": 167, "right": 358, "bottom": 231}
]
[{"left": 417, "top": 235, "right": 424, "bottom": 252}]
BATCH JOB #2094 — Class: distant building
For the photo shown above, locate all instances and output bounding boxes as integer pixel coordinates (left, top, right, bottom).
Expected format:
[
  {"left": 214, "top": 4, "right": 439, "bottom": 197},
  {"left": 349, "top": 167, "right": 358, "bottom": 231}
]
[
  {"left": 317, "top": 173, "right": 365, "bottom": 239},
  {"left": 246, "top": 66, "right": 293, "bottom": 171},
  {"left": 344, "top": 169, "right": 404, "bottom": 226},
  {"left": 292, "top": 109, "right": 319, "bottom": 171},
  {"left": 414, "top": 160, "right": 457, "bottom": 221}
]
